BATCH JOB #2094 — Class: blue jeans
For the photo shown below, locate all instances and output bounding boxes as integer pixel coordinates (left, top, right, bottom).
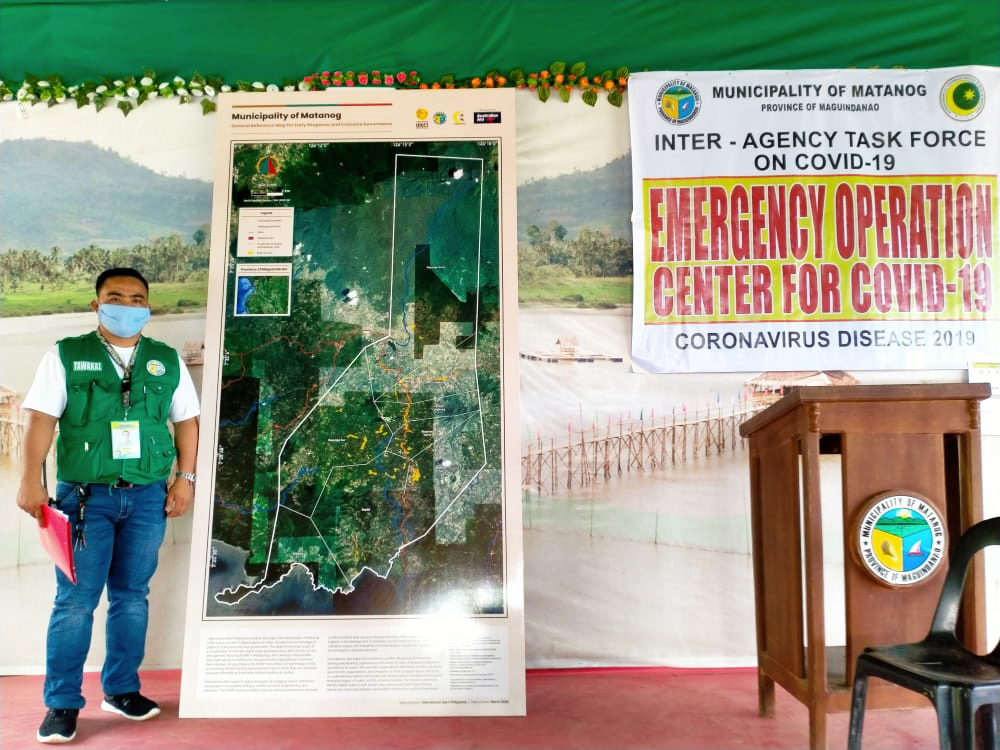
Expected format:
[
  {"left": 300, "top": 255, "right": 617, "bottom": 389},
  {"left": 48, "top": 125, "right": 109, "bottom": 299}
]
[{"left": 44, "top": 480, "right": 167, "bottom": 709}]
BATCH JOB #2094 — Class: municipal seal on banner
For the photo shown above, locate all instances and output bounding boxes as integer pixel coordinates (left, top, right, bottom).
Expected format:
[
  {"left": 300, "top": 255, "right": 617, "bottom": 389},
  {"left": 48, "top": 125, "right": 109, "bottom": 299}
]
[
  {"left": 855, "top": 491, "right": 946, "bottom": 587},
  {"left": 940, "top": 74, "right": 985, "bottom": 121},
  {"left": 655, "top": 80, "right": 701, "bottom": 124}
]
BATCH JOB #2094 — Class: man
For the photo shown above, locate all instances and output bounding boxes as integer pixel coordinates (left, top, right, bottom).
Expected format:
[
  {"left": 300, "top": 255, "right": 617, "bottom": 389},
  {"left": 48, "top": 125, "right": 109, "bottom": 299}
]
[{"left": 17, "top": 268, "right": 200, "bottom": 744}]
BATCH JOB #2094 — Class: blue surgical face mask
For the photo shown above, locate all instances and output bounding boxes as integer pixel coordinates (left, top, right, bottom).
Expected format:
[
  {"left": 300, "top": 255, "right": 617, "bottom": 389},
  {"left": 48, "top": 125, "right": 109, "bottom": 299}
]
[{"left": 98, "top": 303, "right": 151, "bottom": 339}]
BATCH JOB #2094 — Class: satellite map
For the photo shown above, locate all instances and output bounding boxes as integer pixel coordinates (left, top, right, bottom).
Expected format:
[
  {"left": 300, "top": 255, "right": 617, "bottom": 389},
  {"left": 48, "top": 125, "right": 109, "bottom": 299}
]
[{"left": 205, "top": 139, "right": 507, "bottom": 618}]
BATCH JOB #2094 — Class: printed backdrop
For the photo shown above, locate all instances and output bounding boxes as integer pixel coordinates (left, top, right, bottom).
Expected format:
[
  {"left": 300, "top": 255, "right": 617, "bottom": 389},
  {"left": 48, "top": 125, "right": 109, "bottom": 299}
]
[{"left": 2, "top": 87, "right": 998, "bottom": 676}]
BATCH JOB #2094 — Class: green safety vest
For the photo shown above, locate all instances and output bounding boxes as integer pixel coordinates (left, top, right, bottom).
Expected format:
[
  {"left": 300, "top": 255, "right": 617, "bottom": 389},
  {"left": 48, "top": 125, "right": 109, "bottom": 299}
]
[{"left": 56, "top": 331, "right": 181, "bottom": 485}]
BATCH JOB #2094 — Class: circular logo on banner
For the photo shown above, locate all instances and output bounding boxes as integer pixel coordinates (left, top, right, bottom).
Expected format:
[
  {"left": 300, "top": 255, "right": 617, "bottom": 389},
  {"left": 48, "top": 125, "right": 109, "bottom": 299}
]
[
  {"left": 940, "top": 74, "right": 985, "bottom": 121},
  {"left": 655, "top": 80, "right": 701, "bottom": 125},
  {"left": 146, "top": 360, "right": 166, "bottom": 376},
  {"left": 855, "top": 491, "right": 946, "bottom": 587}
]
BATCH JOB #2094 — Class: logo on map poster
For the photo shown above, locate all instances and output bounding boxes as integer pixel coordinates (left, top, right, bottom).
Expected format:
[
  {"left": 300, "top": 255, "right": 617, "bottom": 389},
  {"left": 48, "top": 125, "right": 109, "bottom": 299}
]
[
  {"left": 655, "top": 80, "right": 701, "bottom": 124},
  {"left": 255, "top": 155, "right": 280, "bottom": 177},
  {"left": 474, "top": 110, "right": 502, "bottom": 124},
  {"left": 855, "top": 491, "right": 946, "bottom": 587},
  {"left": 940, "top": 74, "right": 985, "bottom": 121},
  {"left": 433, "top": 112, "right": 447, "bottom": 125}
]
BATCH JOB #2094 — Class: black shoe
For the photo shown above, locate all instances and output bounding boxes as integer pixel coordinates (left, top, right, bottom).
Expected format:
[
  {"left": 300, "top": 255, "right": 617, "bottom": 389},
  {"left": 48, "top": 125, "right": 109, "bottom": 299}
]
[
  {"left": 36, "top": 708, "right": 78, "bottom": 744},
  {"left": 100, "top": 691, "right": 160, "bottom": 721}
]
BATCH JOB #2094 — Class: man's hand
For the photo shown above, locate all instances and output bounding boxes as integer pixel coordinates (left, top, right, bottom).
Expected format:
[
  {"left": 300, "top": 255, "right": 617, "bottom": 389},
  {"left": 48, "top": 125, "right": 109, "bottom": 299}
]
[
  {"left": 167, "top": 416, "right": 199, "bottom": 519},
  {"left": 165, "top": 476, "right": 194, "bottom": 518},
  {"left": 18, "top": 409, "right": 57, "bottom": 527},
  {"left": 17, "top": 480, "right": 48, "bottom": 527}
]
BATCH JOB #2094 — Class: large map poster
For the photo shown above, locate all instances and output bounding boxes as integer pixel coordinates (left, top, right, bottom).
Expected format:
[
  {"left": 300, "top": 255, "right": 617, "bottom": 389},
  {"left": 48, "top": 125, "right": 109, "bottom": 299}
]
[{"left": 180, "top": 89, "right": 524, "bottom": 717}]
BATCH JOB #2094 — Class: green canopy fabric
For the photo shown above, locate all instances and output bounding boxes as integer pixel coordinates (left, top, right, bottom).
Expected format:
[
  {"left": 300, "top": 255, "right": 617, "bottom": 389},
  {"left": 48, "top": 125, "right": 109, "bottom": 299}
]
[{"left": 2, "top": 0, "right": 998, "bottom": 86}]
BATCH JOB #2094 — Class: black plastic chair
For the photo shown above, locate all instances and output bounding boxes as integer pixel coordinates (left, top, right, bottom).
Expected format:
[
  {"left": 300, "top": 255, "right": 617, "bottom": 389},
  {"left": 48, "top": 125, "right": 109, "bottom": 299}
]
[{"left": 848, "top": 516, "right": 1000, "bottom": 750}]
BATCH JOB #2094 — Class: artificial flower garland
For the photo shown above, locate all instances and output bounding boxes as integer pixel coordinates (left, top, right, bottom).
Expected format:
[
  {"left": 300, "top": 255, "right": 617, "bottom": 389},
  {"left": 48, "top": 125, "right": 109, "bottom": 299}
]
[{"left": 1, "top": 62, "right": 629, "bottom": 116}]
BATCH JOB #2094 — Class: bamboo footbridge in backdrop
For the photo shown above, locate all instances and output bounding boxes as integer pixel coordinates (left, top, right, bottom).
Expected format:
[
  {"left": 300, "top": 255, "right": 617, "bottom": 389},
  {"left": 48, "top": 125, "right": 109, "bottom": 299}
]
[
  {"left": 521, "top": 401, "right": 770, "bottom": 495},
  {"left": 0, "top": 385, "right": 24, "bottom": 460}
]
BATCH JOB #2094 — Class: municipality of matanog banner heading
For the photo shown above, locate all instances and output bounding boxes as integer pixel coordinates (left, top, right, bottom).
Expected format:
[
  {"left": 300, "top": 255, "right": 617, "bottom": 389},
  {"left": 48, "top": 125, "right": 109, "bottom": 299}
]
[{"left": 628, "top": 67, "right": 999, "bottom": 373}]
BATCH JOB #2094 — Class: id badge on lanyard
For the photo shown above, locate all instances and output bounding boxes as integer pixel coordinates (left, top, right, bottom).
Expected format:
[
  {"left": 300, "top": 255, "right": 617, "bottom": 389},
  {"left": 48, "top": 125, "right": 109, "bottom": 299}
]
[
  {"left": 111, "top": 420, "right": 141, "bottom": 459},
  {"left": 98, "top": 331, "right": 143, "bottom": 461}
]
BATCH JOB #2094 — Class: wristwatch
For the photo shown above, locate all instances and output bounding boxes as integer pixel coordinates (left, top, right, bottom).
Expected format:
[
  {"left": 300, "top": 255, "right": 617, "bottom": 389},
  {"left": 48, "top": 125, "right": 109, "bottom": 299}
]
[{"left": 175, "top": 471, "right": 196, "bottom": 483}]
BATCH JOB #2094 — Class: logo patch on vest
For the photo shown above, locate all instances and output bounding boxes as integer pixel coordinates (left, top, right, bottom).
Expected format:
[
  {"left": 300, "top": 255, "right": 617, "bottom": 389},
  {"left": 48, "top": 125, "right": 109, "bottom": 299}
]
[
  {"left": 146, "top": 360, "right": 167, "bottom": 376},
  {"left": 72, "top": 360, "right": 103, "bottom": 372}
]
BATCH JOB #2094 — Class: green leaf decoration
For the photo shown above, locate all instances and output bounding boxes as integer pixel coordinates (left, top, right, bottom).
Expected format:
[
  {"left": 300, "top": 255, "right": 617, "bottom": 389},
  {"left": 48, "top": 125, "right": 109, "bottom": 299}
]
[{"left": 2, "top": 62, "right": 631, "bottom": 115}]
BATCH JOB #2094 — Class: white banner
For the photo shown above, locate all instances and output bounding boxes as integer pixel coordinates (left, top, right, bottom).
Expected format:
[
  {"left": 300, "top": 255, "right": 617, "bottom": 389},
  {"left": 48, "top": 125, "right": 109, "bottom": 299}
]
[{"left": 629, "top": 67, "right": 1000, "bottom": 373}]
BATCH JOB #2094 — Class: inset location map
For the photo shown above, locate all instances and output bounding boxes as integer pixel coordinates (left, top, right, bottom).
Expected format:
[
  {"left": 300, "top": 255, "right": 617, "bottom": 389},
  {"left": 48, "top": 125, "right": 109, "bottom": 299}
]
[{"left": 206, "top": 139, "right": 508, "bottom": 618}]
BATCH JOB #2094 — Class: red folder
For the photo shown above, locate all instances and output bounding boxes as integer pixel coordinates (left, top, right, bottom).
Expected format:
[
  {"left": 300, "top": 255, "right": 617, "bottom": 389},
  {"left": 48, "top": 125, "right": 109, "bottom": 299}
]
[{"left": 39, "top": 504, "right": 76, "bottom": 584}]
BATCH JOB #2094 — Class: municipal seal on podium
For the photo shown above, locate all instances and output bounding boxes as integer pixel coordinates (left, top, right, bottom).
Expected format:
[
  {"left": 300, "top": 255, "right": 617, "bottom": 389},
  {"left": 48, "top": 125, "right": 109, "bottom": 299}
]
[{"left": 855, "top": 491, "right": 947, "bottom": 587}]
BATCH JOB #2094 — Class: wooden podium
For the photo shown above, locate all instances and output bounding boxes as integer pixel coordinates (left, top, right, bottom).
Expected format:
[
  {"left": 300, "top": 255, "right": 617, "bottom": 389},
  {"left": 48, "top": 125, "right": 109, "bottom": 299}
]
[{"left": 739, "top": 383, "right": 991, "bottom": 750}]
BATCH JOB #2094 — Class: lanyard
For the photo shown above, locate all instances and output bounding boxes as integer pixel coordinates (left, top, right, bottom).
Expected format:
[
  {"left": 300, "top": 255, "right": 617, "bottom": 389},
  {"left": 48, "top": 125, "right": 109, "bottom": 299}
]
[{"left": 95, "top": 329, "right": 140, "bottom": 413}]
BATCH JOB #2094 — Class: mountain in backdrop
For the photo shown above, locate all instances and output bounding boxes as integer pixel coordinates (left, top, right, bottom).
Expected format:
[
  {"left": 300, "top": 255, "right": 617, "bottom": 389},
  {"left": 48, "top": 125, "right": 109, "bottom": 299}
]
[
  {"left": 516, "top": 154, "right": 632, "bottom": 242},
  {"left": 0, "top": 138, "right": 631, "bottom": 253},
  {"left": 0, "top": 138, "right": 212, "bottom": 252}
]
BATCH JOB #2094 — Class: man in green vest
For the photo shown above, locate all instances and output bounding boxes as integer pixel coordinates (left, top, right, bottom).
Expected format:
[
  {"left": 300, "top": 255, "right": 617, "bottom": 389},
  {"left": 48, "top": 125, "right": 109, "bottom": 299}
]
[{"left": 17, "top": 268, "right": 200, "bottom": 744}]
